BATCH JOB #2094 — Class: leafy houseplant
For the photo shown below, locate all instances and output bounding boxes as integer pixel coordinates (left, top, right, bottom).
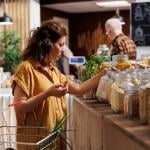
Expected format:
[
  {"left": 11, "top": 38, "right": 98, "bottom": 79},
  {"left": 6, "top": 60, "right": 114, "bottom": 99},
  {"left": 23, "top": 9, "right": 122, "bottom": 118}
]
[{"left": 0, "top": 31, "right": 21, "bottom": 74}]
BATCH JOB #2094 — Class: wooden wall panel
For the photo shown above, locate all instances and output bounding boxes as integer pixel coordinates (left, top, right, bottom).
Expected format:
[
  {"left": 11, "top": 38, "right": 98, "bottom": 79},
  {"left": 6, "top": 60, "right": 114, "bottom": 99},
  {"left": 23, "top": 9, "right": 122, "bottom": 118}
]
[
  {"left": 69, "top": 10, "right": 130, "bottom": 57},
  {"left": 41, "top": 7, "right": 130, "bottom": 57},
  {"left": 40, "top": 7, "right": 69, "bottom": 22},
  {"left": 1, "top": 0, "right": 30, "bottom": 50}
]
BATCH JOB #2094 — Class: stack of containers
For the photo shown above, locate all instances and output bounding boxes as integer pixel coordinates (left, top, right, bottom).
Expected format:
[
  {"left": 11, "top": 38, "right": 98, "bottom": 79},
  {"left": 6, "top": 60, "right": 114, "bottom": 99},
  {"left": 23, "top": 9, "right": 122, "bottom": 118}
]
[{"left": 139, "top": 69, "right": 150, "bottom": 124}]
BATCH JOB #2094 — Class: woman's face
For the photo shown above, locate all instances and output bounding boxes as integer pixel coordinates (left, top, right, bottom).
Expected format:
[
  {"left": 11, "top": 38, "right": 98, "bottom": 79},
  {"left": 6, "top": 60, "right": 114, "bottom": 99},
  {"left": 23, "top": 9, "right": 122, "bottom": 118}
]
[{"left": 50, "top": 36, "right": 66, "bottom": 62}]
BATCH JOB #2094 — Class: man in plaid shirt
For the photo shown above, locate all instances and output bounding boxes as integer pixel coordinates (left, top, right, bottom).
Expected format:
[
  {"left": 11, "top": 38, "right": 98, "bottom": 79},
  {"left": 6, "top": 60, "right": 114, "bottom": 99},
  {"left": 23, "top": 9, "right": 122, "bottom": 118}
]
[{"left": 105, "top": 18, "right": 136, "bottom": 60}]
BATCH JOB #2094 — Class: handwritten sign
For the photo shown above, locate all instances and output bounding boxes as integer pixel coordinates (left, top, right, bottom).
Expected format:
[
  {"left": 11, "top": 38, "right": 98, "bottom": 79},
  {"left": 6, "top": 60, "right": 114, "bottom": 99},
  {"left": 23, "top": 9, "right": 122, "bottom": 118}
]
[{"left": 131, "top": 2, "right": 150, "bottom": 46}]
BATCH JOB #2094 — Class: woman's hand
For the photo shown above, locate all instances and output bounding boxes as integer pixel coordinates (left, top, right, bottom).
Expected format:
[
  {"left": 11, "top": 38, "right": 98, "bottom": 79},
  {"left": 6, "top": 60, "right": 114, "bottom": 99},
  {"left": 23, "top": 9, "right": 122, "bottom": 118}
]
[
  {"left": 98, "top": 68, "right": 107, "bottom": 78},
  {"left": 47, "top": 84, "right": 68, "bottom": 97}
]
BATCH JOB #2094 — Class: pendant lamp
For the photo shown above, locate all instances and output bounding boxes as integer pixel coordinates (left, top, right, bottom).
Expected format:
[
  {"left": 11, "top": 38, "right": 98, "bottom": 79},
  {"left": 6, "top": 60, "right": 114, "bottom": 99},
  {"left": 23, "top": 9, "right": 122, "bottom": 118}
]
[
  {"left": 0, "top": 0, "right": 13, "bottom": 25},
  {"left": 113, "top": 8, "right": 125, "bottom": 25}
]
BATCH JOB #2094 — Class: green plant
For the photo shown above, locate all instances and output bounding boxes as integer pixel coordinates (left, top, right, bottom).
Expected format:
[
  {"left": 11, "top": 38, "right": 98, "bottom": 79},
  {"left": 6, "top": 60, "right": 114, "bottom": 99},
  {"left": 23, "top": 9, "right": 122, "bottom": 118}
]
[
  {"left": 0, "top": 31, "right": 21, "bottom": 73},
  {"left": 83, "top": 55, "right": 108, "bottom": 81},
  {"left": 51, "top": 114, "right": 73, "bottom": 150}
]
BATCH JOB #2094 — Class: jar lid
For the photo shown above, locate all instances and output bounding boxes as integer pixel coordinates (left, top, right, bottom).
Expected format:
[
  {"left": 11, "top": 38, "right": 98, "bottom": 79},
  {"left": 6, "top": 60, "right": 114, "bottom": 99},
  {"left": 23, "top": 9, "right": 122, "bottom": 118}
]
[
  {"left": 125, "top": 85, "right": 140, "bottom": 93},
  {"left": 112, "top": 54, "right": 128, "bottom": 62},
  {"left": 98, "top": 44, "right": 109, "bottom": 51},
  {"left": 117, "top": 72, "right": 130, "bottom": 78}
]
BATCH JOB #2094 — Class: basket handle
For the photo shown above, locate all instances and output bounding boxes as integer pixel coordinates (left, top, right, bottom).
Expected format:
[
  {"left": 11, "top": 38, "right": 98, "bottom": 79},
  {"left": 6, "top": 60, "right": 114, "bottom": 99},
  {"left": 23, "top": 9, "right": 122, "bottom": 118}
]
[{"left": 8, "top": 101, "right": 22, "bottom": 107}]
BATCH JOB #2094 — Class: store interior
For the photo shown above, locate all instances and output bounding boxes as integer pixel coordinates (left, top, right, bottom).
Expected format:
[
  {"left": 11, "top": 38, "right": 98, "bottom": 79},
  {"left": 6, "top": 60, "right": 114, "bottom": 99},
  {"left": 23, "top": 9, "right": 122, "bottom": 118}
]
[{"left": 0, "top": 0, "right": 150, "bottom": 150}]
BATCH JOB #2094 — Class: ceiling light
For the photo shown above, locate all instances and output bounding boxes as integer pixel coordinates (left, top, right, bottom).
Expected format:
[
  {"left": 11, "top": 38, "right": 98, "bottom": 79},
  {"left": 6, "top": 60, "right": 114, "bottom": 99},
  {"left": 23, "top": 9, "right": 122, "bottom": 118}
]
[
  {"left": 113, "top": 8, "right": 125, "bottom": 25},
  {"left": 96, "top": 1, "right": 130, "bottom": 8},
  {"left": 0, "top": 0, "right": 13, "bottom": 25}
]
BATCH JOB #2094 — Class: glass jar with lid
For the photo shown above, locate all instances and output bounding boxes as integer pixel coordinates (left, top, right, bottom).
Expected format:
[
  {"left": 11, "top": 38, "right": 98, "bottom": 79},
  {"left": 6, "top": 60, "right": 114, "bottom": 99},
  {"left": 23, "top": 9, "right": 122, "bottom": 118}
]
[
  {"left": 96, "top": 44, "right": 111, "bottom": 61},
  {"left": 115, "top": 72, "right": 131, "bottom": 89},
  {"left": 139, "top": 69, "right": 150, "bottom": 85},
  {"left": 124, "top": 85, "right": 140, "bottom": 119},
  {"left": 139, "top": 85, "right": 150, "bottom": 124},
  {"left": 114, "top": 54, "right": 131, "bottom": 71},
  {"left": 96, "top": 44, "right": 109, "bottom": 56},
  {"left": 112, "top": 54, "right": 128, "bottom": 62}
]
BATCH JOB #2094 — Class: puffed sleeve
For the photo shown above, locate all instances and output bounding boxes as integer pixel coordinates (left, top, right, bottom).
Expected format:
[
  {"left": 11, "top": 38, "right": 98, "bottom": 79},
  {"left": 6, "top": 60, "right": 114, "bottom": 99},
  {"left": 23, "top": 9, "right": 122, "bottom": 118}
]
[{"left": 12, "top": 62, "right": 31, "bottom": 97}]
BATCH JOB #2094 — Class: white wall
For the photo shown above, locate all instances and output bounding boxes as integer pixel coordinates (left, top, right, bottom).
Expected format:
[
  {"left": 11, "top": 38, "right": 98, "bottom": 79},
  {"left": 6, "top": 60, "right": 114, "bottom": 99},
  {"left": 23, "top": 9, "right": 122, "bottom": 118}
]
[
  {"left": 29, "top": 0, "right": 41, "bottom": 30},
  {"left": 136, "top": 47, "right": 150, "bottom": 59}
]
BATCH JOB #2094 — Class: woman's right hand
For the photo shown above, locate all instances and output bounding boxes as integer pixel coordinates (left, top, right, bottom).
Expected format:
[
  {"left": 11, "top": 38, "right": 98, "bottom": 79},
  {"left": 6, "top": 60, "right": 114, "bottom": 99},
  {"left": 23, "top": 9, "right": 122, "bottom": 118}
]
[{"left": 47, "top": 84, "right": 68, "bottom": 97}]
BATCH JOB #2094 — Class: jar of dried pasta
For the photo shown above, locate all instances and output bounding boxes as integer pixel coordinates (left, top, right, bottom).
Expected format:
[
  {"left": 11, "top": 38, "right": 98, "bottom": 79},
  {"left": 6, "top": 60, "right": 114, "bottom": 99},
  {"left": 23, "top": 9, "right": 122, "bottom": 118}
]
[{"left": 124, "top": 86, "right": 140, "bottom": 119}]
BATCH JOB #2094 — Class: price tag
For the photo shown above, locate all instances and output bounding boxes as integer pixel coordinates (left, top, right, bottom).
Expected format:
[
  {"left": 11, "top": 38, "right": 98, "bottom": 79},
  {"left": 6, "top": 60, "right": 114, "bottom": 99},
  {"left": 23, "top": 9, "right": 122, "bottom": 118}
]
[{"left": 69, "top": 56, "right": 86, "bottom": 65}]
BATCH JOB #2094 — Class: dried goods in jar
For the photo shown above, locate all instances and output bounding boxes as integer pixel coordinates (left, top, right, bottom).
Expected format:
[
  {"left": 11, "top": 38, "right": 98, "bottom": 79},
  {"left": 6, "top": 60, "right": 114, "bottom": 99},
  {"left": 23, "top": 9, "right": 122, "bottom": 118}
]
[
  {"left": 107, "top": 78, "right": 113, "bottom": 104},
  {"left": 115, "top": 61, "right": 131, "bottom": 71},
  {"left": 111, "top": 83, "right": 125, "bottom": 113},
  {"left": 115, "top": 54, "right": 131, "bottom": 71},
  {"left": 148, "top": 96, "right": 150, "bottom": 128},
  {"left": 124, "top": 89, "right": 139, "bottom": 119},
  {"left": 139, "top": 87, "right": 150, "bottom": 124},
  {"left": 96, "top": 75, "right": 113, "bottom": 102}
]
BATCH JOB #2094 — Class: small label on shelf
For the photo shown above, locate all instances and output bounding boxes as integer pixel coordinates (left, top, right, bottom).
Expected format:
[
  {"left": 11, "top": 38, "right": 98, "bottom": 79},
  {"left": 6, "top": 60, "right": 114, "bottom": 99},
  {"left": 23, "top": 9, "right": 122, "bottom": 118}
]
[{"left": 69, "top": 56, "right": 86, "bottom": 65}]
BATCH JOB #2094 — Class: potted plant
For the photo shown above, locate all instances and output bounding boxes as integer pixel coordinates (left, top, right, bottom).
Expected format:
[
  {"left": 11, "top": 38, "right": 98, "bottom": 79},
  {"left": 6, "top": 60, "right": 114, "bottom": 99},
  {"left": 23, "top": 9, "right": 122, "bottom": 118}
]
[{"left": 0, "top": 31, "right": 21, "bottom": 74}]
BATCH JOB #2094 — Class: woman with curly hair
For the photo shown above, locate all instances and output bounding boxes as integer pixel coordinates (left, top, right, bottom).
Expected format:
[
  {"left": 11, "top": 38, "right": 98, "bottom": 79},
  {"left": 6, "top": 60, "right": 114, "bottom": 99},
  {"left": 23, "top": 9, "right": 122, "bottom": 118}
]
[{"left": 12, "top": 20, "right": 106, "bottom": 149}]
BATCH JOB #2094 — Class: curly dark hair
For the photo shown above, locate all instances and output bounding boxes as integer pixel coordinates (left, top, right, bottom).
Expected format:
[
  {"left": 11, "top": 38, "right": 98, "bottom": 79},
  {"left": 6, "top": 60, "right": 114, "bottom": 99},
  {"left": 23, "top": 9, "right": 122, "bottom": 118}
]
[{"left": 22, "top": 20, "right": 67, "bottom": 63}]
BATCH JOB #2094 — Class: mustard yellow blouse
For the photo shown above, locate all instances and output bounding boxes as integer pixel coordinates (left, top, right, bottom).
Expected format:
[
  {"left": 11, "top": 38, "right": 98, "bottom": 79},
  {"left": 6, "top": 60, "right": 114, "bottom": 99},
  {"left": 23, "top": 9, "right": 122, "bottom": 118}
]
[{"left": 12, "top": 59, "right": 70, "bottom": 131}]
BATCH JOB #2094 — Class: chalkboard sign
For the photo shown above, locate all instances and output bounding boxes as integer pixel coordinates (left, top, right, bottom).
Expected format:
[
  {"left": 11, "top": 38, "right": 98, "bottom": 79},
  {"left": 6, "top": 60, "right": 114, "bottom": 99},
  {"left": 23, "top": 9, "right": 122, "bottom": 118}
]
[{"left": 131, "top": 2, "right": 150, "bottom": 46}]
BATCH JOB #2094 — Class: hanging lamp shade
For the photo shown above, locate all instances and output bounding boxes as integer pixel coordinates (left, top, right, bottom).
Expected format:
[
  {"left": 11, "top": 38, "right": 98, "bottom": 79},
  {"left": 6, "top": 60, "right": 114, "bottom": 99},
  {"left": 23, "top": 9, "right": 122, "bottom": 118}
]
[
  {"left": 0, "top": 12, "right": 13, "bottom": 25},
  {"left": 113, "top": 8, "right": 125, "bottom": 25},
  {"left": 0, "top": 0, "right": 13, "bottom": 25}
]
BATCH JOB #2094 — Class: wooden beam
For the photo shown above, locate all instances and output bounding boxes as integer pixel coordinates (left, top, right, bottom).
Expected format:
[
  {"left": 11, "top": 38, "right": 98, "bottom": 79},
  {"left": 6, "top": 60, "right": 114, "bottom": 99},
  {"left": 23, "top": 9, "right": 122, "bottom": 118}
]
[{"left": 40, "top": 0, "right": 97, "bottom": 5}]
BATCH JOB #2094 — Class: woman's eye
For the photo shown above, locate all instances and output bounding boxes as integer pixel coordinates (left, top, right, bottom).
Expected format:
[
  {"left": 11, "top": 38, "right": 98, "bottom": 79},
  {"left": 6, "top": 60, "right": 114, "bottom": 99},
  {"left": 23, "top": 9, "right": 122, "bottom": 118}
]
[{"left": 59, "top": 44, "right": 64, "bottom": 48}]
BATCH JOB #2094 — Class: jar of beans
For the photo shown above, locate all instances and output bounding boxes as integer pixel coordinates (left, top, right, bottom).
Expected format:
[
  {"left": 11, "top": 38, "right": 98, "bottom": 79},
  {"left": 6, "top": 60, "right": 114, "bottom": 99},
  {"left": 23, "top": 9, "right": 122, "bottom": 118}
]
[{"left": 124, "top": 85, "right": 140, "bottom": 119}]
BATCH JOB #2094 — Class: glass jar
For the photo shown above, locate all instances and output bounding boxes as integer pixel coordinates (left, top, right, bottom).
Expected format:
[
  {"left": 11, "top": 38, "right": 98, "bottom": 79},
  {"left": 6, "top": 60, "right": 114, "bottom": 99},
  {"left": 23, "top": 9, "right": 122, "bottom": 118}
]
[
  {"left": 139, "top": 70, "right": 150, "bottom": 85},
  {"left": 112, "top": 54, "right": 128, "bottom": 62},
  {"left": 139, "top": 86, "right": 150, "bottom": 124},
  {"left": 124, "top": 86, "right": 140, "bottom": 119},
  {"left": 96, "top": 44, "right": 109, "bottom": 55},
  {"left": 129, "top": 71, "right": 141, "bottom": 86},
  {"left": 111, "top": 82, "right": 125, "bottom": 113},
  {"left": 117, "top": 54, "right": 128, "bottom": 63},
  {"left": 114, "top": 54, "right": 131, "bottom": 71},
  {"left": 115, "top": 72, "right": 130, "bottom": 89}
]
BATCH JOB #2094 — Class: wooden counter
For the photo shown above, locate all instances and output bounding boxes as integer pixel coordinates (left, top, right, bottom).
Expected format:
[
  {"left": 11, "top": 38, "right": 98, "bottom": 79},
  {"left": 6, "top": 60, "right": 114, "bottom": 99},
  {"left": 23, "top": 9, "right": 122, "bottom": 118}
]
[
  {"left": 71, "top": 96, "right": 150, "bottom": 150},
  {"left": 103, "top": 114, "right": 150, "bottom": 150},
  {"left": 71, "top": 97, "right": 111, "bottom": 150}
]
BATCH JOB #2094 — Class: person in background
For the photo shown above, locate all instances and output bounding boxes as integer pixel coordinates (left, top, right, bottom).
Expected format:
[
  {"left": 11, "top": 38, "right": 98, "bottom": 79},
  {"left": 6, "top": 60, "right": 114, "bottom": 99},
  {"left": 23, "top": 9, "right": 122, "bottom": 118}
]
[
  {"left": 105, "top": 18, "right": 137, "bottom": 60},
  {"left": 12, "top": 20, "right": 106, "bottom": 149},
  {"left": 56, "top": 44, "right": 74, "bottom": 75},
  {"left": 56, "top": 52, "right": 66, "bottom": 74}
]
